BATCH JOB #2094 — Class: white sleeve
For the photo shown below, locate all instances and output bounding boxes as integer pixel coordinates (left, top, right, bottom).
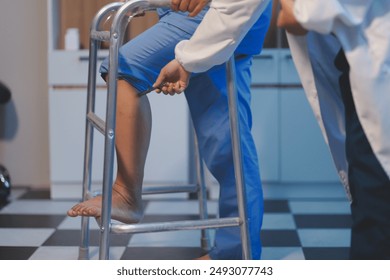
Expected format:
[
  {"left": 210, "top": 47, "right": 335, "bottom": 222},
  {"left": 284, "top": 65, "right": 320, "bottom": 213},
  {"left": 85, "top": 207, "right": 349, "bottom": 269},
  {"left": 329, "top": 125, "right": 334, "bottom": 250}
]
[
  {"left": 294, "top": 0, "right": 374, "bottom": 34},
  {"left": 175, "top": 0, "right": 271, "bottom": 73}
]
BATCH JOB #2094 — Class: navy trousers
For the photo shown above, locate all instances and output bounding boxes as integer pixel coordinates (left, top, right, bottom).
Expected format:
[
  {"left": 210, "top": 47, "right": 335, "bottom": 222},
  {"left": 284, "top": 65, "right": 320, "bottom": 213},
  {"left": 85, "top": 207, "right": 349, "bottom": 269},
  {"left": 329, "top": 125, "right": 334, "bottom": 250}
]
[{"left": 335, "top": 50, "right": 390, "bottom": 259}]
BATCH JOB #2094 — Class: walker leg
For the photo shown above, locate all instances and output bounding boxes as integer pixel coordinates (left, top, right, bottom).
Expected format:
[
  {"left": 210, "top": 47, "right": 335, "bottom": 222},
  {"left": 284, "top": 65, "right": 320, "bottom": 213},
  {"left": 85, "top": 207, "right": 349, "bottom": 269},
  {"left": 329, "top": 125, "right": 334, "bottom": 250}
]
[
  {"left": 193, "top": 131, "right": 211, "bottom": 251},
  {"left": 99, "top": 1, "right": 136, "bottom": 260},
  {"left": 80, "top": 2, "right": 124, "bottom": 260},
  {"left": 226, "top": 56, "right": 252, "bottom": 260}
]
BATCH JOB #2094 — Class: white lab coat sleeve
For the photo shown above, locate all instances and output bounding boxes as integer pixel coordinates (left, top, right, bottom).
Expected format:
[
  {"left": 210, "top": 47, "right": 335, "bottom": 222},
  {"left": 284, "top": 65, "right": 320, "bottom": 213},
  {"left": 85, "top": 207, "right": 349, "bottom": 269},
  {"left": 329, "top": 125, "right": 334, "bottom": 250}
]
[
  {"left": 293, "top": 0, "right": 374, "bottom": 34},
  {"left": 175, "top": 0, "right": 271, "bottom": 73}
]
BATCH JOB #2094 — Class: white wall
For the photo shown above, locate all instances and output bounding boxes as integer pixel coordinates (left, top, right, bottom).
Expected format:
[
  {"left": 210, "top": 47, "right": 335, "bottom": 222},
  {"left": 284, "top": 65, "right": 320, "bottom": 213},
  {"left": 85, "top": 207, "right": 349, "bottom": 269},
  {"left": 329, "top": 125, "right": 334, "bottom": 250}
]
[{"left": 0, "top": 0, "right": 50, "bottom": 188}]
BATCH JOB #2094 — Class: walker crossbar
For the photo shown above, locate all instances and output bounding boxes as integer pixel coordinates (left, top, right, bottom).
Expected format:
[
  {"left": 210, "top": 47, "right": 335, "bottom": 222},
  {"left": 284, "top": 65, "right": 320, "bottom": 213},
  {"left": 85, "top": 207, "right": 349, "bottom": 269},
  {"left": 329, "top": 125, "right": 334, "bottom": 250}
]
[
  {"left": 80, "top": 0, "right": 252, "bottom": 260},
  {"left": 90, "top": 31, "right": 111, "bottom": 42},
  {"left": 86, "top": 184, "right": 199, "bottom": 197},
  {"left": 86, "top": 112, "right": 105, "bottom": 135},
  {"left": 85, "top": 184, "right": 199, "bottom": 201},
  {"left": 110, "top": 217, "right": 241, "bottom": 234}
]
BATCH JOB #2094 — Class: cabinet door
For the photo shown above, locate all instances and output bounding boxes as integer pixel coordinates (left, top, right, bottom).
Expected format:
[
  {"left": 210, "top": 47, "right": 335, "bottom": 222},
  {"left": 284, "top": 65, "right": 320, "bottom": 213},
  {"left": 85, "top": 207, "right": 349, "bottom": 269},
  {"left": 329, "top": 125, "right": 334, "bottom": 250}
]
[
  {"left": 279, "top": 49, "right": 301, "bottom": 84},
  {"left": 144, "top": 92, "right": 190, "bottom": 185},
  {"left": 251, "top": 88, "right": 280, "bottom": 182},
  {"left": 49, "top": 88, "right": 106, "bottom": 186},
  {"left": 280, "top": 88, "right": 339, "bottom": 182}
]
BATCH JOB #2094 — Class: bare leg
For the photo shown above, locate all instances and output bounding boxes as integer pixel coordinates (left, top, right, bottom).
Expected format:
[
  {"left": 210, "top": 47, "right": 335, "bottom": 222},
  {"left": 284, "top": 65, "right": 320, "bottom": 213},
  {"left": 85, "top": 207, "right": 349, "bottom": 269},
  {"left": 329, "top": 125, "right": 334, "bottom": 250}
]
[{"left": 67, "top": 80, "right": 152, "bottom": 224}]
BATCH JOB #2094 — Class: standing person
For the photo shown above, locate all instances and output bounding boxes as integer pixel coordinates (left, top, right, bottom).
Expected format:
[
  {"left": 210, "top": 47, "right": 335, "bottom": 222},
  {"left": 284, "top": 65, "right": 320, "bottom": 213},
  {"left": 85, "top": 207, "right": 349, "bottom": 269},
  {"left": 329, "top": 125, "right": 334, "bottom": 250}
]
[
  {"left": 67, "top": 0, "right": 273, "bottom": 260},
  {"left": 277, "top": 0, "right": 390, "bottom": 259},
  {"left": 157, "top": 0, "right": 390, "bottom": 259}
]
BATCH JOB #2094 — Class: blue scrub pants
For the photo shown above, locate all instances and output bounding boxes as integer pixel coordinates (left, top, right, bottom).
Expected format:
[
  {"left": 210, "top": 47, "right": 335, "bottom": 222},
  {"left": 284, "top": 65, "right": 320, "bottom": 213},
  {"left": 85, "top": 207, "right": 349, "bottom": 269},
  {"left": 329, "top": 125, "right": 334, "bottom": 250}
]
[{"left": 101, "top": 10, "right": 263, "bottom": 260}]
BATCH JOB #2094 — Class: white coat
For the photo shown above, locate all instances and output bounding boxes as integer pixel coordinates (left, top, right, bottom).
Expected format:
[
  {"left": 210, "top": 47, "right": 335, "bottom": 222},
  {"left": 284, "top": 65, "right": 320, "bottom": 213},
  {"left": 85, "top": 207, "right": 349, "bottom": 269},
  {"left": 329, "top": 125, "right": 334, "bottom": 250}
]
[
  {"left": 174, "top": 0, "right": 390, "bottom": 198},
  {"left": 288, "top": 0, "right": 390, "bottom": 197}
]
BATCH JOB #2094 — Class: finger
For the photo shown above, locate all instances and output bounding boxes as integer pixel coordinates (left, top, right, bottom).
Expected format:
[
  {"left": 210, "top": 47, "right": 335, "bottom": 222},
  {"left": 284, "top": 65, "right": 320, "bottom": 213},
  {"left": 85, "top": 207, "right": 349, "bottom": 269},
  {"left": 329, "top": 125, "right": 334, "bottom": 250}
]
[
  {"left": 162, "top": 83, "right": 176, "bottom": 96},
  {"left": 170, "top": 0, "right": 181, "bottom": 11},
  {"left": 179, "top": 0, "right": 190, "bottom": 12},
  {"left": 188, "top": 7, "right": 203, "bottom": 17},
  {"left": 167, "top": 83, "right": 175, "bottom": 95},
  {"left": 134, "top": 11, "right": 146, "bottom": 17},
  {"left": 173, "top": 81, "right": 185, "bottom": 94},
  {"left": 153, "top": 73, "right": 166, "bottom": 89},
  {"left": 160, "top": 84, "right": 169, "bottom": 95},
  {"left": 169, "top": 89, "right": 177, "bottom": 96},
  {"left": 160, "top": 83, "right": 172, "bottom": 95},
  {"left": 188, "top": 1, "right": 204, "bottom": 17}
]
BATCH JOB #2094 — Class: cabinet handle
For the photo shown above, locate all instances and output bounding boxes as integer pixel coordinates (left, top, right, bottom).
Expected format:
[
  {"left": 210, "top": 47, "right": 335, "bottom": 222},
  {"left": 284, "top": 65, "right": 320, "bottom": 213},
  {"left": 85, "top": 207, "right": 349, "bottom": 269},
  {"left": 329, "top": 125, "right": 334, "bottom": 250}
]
[
  {"left": 79, "top": 56, "right": 106, "bottom": 62},
  {"left": 254, "top": 54, "right": 274, "bottom": 60},
  {"left": 251, "top": 84, "right": 302, "bottom": 89}
]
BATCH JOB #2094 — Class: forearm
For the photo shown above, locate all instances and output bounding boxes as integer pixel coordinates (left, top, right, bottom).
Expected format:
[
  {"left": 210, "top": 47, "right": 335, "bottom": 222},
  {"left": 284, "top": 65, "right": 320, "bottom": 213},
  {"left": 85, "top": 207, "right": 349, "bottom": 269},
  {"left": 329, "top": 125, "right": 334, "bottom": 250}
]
[{"left": 175, "top": 0, "right": 271, "bottom": 73}]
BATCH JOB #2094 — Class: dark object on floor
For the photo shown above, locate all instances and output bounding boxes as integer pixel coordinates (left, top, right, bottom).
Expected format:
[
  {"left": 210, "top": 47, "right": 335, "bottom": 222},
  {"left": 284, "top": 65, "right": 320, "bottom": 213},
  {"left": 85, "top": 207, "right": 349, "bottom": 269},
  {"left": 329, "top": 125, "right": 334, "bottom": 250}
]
[
  {"left": 0, "top": 165, "right": 11, "bottom": 202},
  {"left": 0, "top": 81, "right": 11, "bottom": 104},
  {"left": 0, "top": 81, "right": 12, "bottom": 202}
]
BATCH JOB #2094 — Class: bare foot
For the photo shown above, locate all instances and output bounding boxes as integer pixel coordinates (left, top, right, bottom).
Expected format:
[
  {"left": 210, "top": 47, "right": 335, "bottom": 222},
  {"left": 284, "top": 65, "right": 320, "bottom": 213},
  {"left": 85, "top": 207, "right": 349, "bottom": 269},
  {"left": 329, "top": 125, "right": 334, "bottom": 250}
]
[
  {"left": 67, "top": 183, "right": 143, "bottom": 224},
  {"left": 195, "top": 254, "right": 211, "bottom": 260}
]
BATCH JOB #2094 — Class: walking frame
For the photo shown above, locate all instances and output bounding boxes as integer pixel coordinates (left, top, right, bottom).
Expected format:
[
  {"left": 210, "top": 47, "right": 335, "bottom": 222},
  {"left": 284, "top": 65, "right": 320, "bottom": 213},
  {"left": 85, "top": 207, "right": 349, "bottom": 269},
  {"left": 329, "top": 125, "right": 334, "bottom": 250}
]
[{"left": 80, "top": 0, "right": 252, "bottom": 260}]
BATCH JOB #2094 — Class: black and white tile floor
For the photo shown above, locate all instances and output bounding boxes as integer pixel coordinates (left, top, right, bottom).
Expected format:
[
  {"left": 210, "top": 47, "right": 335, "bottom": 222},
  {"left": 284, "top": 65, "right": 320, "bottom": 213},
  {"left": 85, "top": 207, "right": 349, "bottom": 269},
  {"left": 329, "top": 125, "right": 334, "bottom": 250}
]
[{"left": 0, "top": 183, "right": 351, "bottom": 260}]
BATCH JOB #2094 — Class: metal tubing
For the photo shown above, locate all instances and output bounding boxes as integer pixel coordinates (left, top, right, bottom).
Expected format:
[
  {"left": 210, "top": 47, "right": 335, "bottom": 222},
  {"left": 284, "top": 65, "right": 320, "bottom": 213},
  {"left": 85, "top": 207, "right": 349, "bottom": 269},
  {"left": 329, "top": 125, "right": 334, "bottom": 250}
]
[
  {"left": 90, "top": 31, "right": 111, "bottom": 42},
  {"left": 226, "top": 57, "right": 252, "bottom": 260},
  {"left": 99, "top": 0, "right": 172, "bottom": 260},
  {"left": 111, "top": 217, "right": 240, "bottom": 234},
  {"left": 86, "top": 184, "right": 199, "bottom": 198},
  {"left": 193, "top": 133, "right": 211, "bottom": 250},
  {"left": 80, "top": 1, "right": 124, "bottom": 260},
  {"left": 142, "top": 184, "right": 198, "bottom": 194},
  {"left": 87, "top": 112, "right": 105, "bottom": 135}
]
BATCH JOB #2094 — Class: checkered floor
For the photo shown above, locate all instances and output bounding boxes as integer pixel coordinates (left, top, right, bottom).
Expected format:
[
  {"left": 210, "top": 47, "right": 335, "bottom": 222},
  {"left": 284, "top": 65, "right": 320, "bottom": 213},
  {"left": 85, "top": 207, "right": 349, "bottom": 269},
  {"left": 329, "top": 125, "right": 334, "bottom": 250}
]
[{"left": 0, "top": 184, "right": 352, "bottom": 260}]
